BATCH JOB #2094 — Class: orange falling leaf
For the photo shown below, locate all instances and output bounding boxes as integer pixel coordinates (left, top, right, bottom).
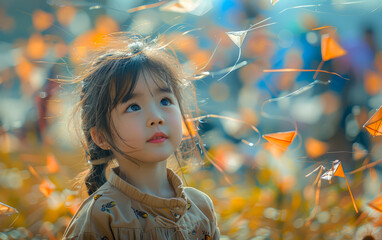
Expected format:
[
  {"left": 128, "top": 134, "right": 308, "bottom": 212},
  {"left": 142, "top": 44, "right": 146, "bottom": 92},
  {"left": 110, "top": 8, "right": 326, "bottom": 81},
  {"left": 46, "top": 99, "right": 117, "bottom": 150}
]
[
  {"left": 47, "top": 154, "right": 59, "bottom": 173},
  {"left": 32, "top": 10, "right": 54, "bottom": 31},
  {"left": 321, "top": 160, "right": 358, "bottom": 213},
  {"left": 39, "top": 178, "right": 56, "bottom": 197},
  {"left": 305, "top": 138, "right": 328, "bottom": 159},
  {"left": 321, "top": 34, "right": 347, "bottom": 61},
  {"left": 263, "top": 130, "right": 297, "bottom": 150},
  {"left": 226, "top": 31, "right": 247, "bottom": 48},
  {"left": 363, "top": 106, "right": 382, "bottom": 136},
  {"left": 368, "top": 195, "right": 382, "bottom": 213}
]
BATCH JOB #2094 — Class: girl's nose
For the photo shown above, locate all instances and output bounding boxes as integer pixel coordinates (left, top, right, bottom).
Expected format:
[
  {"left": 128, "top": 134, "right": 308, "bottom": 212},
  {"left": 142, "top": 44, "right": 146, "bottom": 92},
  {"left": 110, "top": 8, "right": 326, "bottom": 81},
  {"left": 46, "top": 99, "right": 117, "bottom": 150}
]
[
  {"left": 147, "top": 118, "right": 164, "bottom": 127},
  {"left": 147, "top": 110, "right": 164, "bottom": 127}
]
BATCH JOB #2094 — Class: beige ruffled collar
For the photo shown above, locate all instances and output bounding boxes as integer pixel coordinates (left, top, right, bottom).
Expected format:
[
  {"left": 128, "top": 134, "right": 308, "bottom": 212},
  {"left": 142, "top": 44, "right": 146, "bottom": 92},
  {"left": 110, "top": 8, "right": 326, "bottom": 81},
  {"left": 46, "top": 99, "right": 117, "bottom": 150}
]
[{"left": 108, "top": 168, "right": 190, "bottom": 210}]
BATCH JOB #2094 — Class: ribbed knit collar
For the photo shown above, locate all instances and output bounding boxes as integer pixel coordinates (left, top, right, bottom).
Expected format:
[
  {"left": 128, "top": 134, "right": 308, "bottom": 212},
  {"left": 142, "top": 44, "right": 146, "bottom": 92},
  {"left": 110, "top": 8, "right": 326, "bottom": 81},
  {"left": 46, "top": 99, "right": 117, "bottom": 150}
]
[{"left": 108, "top": 168, "right": 189, "bottom": 209}]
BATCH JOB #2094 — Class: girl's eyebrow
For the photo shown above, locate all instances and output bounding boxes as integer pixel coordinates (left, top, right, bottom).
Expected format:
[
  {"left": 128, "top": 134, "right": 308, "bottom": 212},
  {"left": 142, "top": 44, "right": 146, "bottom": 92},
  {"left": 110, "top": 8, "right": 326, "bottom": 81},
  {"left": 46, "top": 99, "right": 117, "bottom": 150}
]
[
  {"left": 155, "top": 86, "right": 173, "bottom": 95},
  {"left": 121, "top": 86, "right": 173, "bottom": 103}
]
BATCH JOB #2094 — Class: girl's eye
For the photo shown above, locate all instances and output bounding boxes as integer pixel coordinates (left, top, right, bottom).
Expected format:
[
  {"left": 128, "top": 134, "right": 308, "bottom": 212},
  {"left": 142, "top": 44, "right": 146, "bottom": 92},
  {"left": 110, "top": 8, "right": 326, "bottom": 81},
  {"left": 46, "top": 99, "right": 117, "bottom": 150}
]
[
  {"left": 160, "top": 98, "right": 172, "bottom": 106},
  {"left": 126, "top": 104, "right": 141, "bottom": 112}
]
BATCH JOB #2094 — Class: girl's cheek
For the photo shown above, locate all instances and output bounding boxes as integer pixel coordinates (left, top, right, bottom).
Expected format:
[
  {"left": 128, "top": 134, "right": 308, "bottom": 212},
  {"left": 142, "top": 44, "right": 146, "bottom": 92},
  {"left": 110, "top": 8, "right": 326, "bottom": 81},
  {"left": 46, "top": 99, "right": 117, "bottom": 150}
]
[{"left": 170, "top": 110, "right": 183, "bottom": 134}]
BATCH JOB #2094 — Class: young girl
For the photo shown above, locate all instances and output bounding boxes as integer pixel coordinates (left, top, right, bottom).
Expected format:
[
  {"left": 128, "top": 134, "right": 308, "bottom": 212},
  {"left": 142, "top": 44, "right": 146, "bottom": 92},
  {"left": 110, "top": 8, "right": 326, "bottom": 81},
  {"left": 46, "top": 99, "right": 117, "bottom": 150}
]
[{"left": 63, "top": 35, "right": 220, "bottom": 240}]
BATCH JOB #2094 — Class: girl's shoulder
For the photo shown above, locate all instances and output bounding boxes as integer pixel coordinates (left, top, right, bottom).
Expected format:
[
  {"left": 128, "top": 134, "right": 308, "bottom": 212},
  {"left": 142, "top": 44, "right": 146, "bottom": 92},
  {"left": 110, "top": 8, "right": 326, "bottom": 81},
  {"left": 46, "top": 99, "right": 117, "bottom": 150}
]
[
  {"left": 183, "top": 186, "right": 219, "bottom": 237},
  {"left": 183, "top": 186, "right": 212, "bottom": 201},
  {"left": 63, "top": 182, "right": 133, "bottom": 239},
  {"left": 79, "top": 182, "right": 129, "bottom": 214},
  {"left": 183, "top": 187, "right": 215, "bottom": 213}
]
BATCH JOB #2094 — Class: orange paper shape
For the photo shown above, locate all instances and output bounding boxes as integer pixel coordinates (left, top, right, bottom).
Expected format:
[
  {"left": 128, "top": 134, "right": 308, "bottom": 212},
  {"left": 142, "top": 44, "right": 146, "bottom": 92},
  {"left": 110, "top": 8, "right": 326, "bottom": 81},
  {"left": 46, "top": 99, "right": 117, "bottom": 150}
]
[
  {"left": 368, "top": 195, "right": 382, "bottom": 213},
  {"left": 321, "top": 34, "right": 347, "bottom": 61},
  {"left": 47, "top": 154, "right": 59, "bottom": 173},
  {"left": 363, "top": 106, "right": 382, "bottom": 136},
  {"left": 321, "top": 160, "right": 358, "bottom": 213},
  {"left": 39, "top": 179, "right": 56, "bottom": 197},
  {"left": 263, "top": 130, "right": 296, "bottom": 150},
  {"left": 321, "top": 160, "right": 344, "bottom": 180},
  {"left": 226, "top": 31, "right": 247, "bottom": 48}
]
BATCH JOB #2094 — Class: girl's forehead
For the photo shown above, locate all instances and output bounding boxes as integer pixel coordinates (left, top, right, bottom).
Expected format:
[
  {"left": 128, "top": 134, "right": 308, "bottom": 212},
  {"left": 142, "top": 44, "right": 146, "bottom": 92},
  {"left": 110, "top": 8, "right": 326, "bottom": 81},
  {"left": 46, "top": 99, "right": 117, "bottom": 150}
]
[
  {"left": 137, "top": 70, "right": 173, "bottom": 93},
  {"left": 112, "top": 69, "right": 173, "bottom": 105}
]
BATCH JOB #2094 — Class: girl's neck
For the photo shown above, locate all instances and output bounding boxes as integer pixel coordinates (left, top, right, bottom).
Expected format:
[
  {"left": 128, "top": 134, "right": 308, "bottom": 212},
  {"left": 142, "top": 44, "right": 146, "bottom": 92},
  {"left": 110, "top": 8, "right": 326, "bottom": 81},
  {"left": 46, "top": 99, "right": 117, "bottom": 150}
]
[{"left": 117, "top": 159, "right": 176, "bottom": 199}]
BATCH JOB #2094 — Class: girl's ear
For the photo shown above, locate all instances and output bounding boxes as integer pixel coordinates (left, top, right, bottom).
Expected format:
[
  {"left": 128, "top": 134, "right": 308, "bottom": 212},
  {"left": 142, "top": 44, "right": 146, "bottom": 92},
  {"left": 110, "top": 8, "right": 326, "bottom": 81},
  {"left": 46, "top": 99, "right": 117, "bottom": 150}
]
[{"left": 90, "top": 127, "right": 110, "bottom": 150}]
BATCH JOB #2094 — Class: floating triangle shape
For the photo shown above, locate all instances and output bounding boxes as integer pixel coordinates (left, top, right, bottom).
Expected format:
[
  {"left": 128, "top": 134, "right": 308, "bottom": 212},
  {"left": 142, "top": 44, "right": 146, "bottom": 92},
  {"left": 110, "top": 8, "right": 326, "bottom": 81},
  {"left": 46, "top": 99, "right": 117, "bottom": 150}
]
[
  {"left": 368, "top": 195, "right": 382, "bottom": 213},
  {"left": 321, "top": 34, "right": 347, "bottom": 61},
  {"left": 263, "top": 130, "right": 296, "bottom": 150},
  {"left": 333, "top": 161, "right": 345, "bottom": 178},
  {"left": 226, "top": 31, "right": 247, "bottom": 48},
  {"left": 321, "top": 160, "right": 358, "bottom": 213},
  {"left": 363, "top": 106, "right": 382, "bottom": 136}
]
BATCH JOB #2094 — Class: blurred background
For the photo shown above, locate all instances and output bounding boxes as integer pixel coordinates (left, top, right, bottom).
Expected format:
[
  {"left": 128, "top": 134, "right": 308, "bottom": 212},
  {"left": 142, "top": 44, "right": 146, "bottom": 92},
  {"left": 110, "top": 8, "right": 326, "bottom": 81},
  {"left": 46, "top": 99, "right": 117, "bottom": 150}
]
[{"left": 0, "top": 0, "right": 382, "bottom": 239}]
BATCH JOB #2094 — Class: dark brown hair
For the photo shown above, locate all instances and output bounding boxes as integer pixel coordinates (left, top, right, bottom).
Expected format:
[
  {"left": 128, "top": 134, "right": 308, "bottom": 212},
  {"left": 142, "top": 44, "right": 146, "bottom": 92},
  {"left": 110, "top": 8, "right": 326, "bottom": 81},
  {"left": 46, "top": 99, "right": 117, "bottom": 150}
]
[{"left": 70, "top": 34, "right": 200, "bottom": 196}]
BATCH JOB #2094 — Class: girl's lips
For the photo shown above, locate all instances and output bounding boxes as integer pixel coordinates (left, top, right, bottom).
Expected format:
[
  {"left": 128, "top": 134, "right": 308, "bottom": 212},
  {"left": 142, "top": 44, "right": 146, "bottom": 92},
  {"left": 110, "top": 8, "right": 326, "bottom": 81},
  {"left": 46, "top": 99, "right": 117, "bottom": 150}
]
[
  {"left": 147, "top": 132, "right": 168, "bottom": 143},
  {"left": 147, "top": 137, "right": 167, "bottom": 143}
]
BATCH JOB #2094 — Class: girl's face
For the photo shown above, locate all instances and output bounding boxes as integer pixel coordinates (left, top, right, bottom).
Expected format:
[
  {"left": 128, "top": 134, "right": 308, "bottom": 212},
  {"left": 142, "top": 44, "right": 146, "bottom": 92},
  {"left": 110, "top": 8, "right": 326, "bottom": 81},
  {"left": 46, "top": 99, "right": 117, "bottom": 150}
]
[{"left": 109, "top": 71, "right": 183, "bottom": 164}]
